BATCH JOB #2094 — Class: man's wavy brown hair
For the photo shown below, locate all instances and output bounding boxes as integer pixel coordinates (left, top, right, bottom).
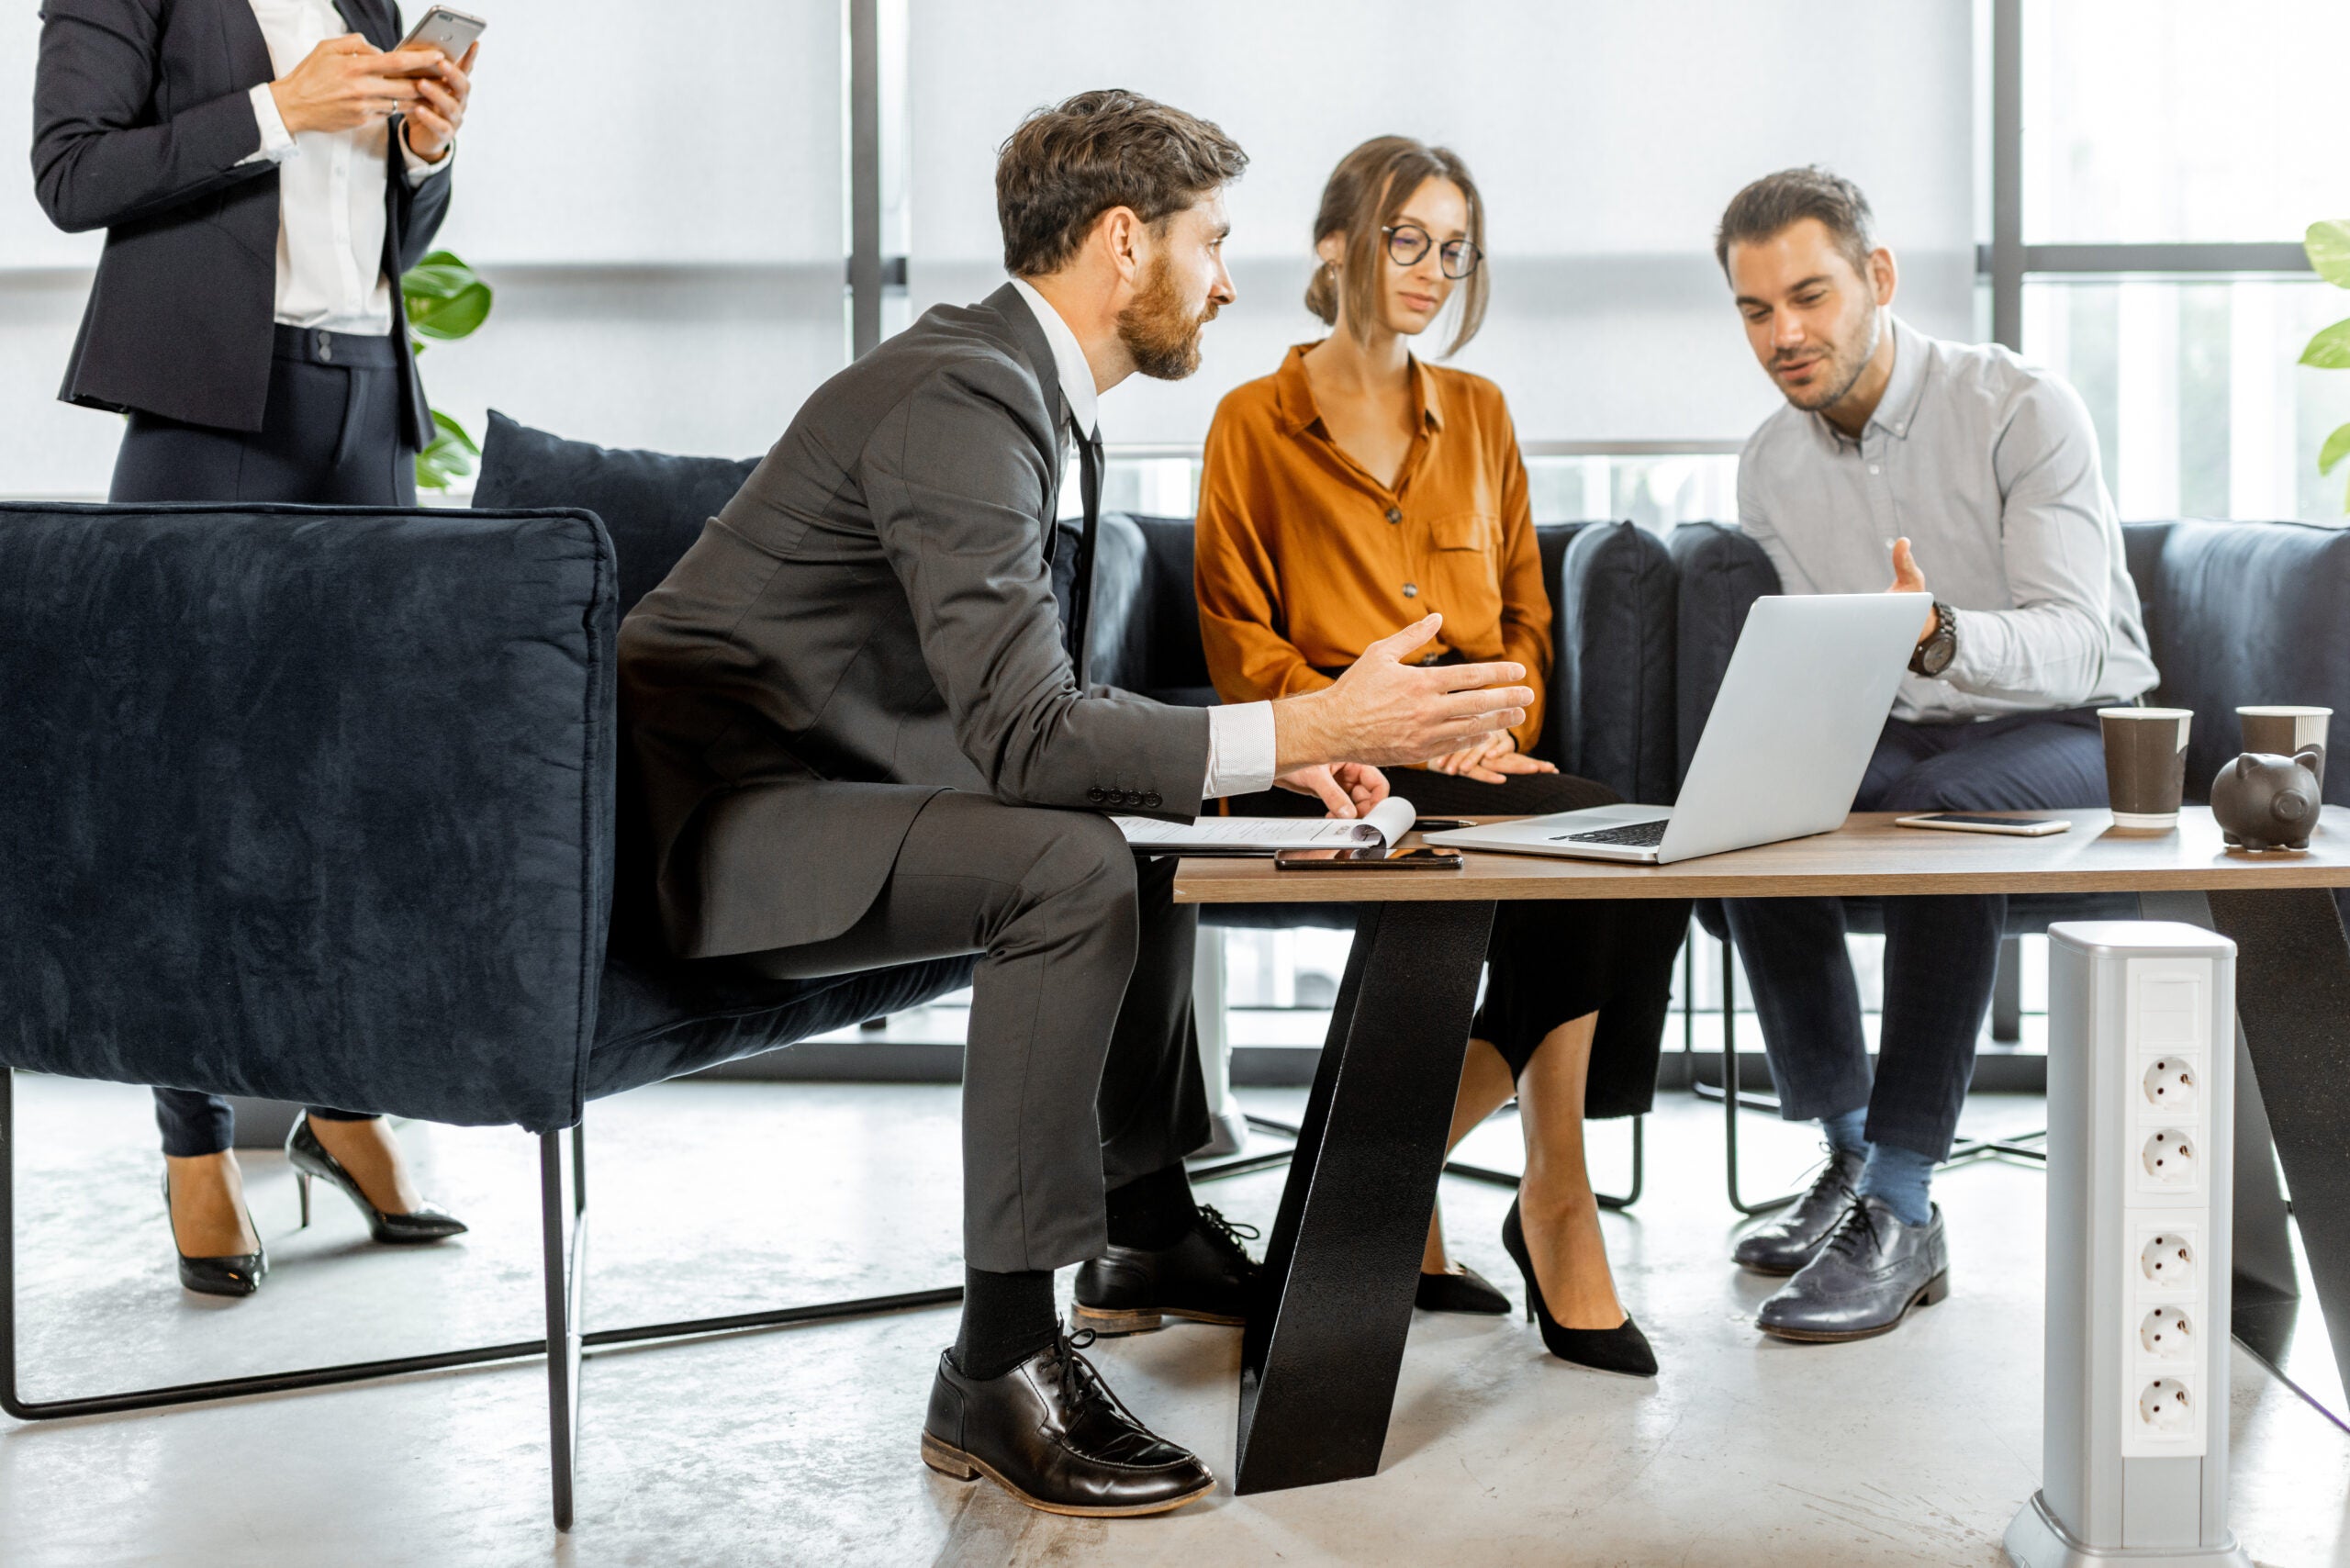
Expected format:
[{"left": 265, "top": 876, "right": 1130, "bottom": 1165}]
[{"left": 997, "top": 90, "right": 1248, "bottom": 277}]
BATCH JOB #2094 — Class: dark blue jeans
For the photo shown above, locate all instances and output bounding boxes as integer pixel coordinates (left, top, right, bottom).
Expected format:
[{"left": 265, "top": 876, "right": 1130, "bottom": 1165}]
[{"left": 1722, "top": 709, "right": 2107, "bottom": 1160}]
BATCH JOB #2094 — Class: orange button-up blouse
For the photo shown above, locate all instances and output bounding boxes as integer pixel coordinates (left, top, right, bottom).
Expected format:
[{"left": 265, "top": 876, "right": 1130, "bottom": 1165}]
[{"left": 1194, "top": 343, "right": 1550, "bottom": 754}]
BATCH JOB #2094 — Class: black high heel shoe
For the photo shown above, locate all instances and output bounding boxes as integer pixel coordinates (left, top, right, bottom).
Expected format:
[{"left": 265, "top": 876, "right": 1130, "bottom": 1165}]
[
  {"left": 286, "top": 1115, "right": 468, "bottom": 1245},
  {"left": 1500, "top": 1196, "right": 1656, "bottom": 1377},
  {"left": 162, "top": 1170, "right": 266, "bottom": 1298},
  {"left": 1416, "top": 1264, "right": 1512, "bottom": 1315}
]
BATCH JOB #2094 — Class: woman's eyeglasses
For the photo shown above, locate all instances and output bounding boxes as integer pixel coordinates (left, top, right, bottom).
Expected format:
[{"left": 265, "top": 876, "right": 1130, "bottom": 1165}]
[{"left": 1382, "top": 223, "right": 1483, "bottom": 279}]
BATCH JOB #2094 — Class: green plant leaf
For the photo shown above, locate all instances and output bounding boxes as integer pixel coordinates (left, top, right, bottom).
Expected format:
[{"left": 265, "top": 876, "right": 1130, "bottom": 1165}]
[
  {"left": 2310, "top": 220, "right": 2350, "bottom": 289},
  {"left": 402, "top": 249, "right": 493, "bottom": 342},
  {"left": 413, "top": 409, "right": 479, "bottom": 490},
  {"left": 2300, "top": 317, "right": 2350, "bottom": 369},
  {"left": 2322, "top": 421, "right": 2350, "bottom": 476}
]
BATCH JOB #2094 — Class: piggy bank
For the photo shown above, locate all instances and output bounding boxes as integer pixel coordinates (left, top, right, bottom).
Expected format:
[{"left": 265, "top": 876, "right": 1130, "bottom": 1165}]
[{"left": 2210, "top": 748, "right": 2322, "bottom": 852}]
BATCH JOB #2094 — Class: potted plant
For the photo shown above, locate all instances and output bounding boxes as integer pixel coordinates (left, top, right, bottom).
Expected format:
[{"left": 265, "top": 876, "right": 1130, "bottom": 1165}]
[
  {"left": 400, "top": 250, "right": 494, "bottom": 490},
  {"left": 2302, "top": 219, "right": 2350, "bottom": 511}
]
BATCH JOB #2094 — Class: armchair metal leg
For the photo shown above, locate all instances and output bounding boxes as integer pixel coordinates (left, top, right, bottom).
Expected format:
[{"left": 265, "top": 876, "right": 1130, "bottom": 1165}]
[
  {"left": 541, "top": 1126, "right": 585, "bottom": 1531},
  {"left": 1689, "top": 935, "right": 1801, "bottom": 1216}
]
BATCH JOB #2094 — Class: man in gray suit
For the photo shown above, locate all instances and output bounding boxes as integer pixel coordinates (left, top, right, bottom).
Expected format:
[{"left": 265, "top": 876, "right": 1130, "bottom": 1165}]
[{"left": 619, "top": 91, "right": 1532, "bottom": 1516}]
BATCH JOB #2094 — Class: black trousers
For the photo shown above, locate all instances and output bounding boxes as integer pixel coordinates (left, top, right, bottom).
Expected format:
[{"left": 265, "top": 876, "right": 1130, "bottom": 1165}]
[
  {"left": 1722, "top": 709, "right": 2109, "bottom": 1160},
  {"left": 111, "top": 324, "right": 419, "bottom": 1158},
  {"left": 1229, "top": 769, "right": 1691, "bottom": 1117},
  {"left": 738, "top": 792, "right": 1209, "bottom": 1272}
]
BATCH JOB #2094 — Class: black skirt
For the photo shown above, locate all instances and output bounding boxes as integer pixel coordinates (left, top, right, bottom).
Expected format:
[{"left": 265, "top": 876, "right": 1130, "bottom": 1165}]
[{"left": 1226, "top": 768, "right": 1690, "bottom": 1118}]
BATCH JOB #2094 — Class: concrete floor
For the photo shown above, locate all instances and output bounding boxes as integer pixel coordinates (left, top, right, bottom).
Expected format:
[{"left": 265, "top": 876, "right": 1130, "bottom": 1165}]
[{"left": 0, "top": 1073, "right": 2343, "bottom": 1568}]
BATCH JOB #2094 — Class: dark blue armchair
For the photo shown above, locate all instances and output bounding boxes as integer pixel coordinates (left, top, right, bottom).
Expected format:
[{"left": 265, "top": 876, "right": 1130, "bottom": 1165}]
[{"left": 0, "top": 472, "right": 974, "bottom": 1528}]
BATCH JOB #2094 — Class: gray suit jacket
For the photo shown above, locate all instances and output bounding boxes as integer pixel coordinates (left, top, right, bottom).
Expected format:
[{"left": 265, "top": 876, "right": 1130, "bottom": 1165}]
[{"left": 617, "top": 285, "right": 1213, "bottom": 958}]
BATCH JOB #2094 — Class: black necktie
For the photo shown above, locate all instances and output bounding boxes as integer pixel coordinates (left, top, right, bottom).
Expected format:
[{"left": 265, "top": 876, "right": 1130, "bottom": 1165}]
[{"left": 1069, "top": 423, "right": 1102, "bottom": 689}]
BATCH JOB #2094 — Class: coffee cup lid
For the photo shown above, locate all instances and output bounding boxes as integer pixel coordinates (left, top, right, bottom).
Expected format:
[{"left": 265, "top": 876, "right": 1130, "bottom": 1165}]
[
  {"left": 2099, "top": 707, "right": 2193, "bottom": 720},
  {"left": 2235, "top": 705, "right": 2333, "bottom": 717}
]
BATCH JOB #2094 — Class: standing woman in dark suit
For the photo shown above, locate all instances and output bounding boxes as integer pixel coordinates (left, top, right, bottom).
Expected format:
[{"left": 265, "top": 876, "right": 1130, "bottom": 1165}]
[{"left": 33, "top": 0, "right": 480, "bottom": 1296}]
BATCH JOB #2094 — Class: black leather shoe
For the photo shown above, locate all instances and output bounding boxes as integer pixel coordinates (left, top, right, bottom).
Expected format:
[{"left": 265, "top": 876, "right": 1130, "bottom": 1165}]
[
  {"left": 1731, "top": 1147, "right": 1864, "bottom": 1275},
  {"left": 921, "top": 1329, "right": 1216, "bottom": 1517},
  {"left": 1417, "top": 1264, "right": 1511, "bottom": 1315},
  {"left": 1072, "top": 1204, "right": 1259, "bottom": 1335},
  {"left": 162, "top": 1172, "right": 265, "bottom": 1299},
  {"left": 1756, "top": 1197, "right": 1949, "bottom": 1342},
  {"left": 286, "top": 1115, "right": 468, "bottom": 1245}
]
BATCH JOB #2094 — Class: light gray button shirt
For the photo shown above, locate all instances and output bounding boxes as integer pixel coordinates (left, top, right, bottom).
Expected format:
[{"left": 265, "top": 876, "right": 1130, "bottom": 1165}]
[{"left": 1736, "top": 315, "right": 2158, "bottom": 722}]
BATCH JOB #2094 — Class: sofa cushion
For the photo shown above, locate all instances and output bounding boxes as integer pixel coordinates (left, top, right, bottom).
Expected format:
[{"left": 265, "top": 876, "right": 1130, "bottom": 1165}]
[
  {"left": 474, "top": 410, "right": 756, "bottom": 620},
  {"left": 2143, "top": 520, "right": 2350, "bottom": 806},
  {"left": 1549, "top": 521, "right": 1678, "bottom": 803},
  {"left": 1668, "top": 522, "right": 1782, "bottom": 788}
]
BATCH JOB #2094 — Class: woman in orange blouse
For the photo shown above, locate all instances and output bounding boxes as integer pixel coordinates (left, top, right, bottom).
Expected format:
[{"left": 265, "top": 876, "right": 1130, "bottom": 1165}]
[{"left": 1197, "top": 137, "right": 1688, "bottom": 1375}]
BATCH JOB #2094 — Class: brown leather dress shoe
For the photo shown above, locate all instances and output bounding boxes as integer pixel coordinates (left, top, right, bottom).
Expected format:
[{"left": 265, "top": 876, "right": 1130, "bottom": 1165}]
[{"left": 921, "top": 1329, "right": 1215, "bottom": 1518}]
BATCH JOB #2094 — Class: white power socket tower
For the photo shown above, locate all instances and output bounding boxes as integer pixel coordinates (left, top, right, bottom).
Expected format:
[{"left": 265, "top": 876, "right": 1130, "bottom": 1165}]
[{"left": 2007, "top": 922, "right": 2254, "bottom": 1568}]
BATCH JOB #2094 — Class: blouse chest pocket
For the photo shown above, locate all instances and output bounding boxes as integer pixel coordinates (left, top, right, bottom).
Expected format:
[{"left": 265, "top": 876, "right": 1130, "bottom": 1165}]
[{"left": 1418, "top": 511, "right": 1505, "bottom": 645}]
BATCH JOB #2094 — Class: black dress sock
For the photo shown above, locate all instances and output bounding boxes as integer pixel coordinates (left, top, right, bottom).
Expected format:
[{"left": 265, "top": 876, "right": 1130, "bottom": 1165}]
[
  {"left": 1104, "top": 1161, "right": 1200, "bottom": 1251},
  {"left": 952, "top": 1266, "right": 1058, "bottom": 1381}
]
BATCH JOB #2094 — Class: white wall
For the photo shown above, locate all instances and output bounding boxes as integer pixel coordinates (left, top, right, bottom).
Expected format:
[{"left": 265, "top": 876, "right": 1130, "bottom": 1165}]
[{"left": 904, "top": 0, "right": 1979, "bottom": 448}]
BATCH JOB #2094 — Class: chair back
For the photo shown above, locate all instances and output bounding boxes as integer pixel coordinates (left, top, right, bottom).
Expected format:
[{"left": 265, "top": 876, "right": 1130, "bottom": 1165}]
[{"left": 0, "top": 502, "right": 615, "bottom": 1133}]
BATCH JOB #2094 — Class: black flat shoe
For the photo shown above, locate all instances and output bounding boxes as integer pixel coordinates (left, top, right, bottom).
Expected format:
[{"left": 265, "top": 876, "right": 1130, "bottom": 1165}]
[
  {"left": 922, "top": 1327, "right": 1215, "bottom": 1517},
  {"left": 1417, "top": 1264, "right": 1511, "bottom": 1315},
  {"left": 1072, "top": 1204, "right": 1259, "bottom": 1335},
  {"left": 162, "top": 1171, "right": 265, "bottom": 1299},
  {"left": 286, "top": 1115, "right": 468, "bottom": 1245},
  {"left": 1501, "top": 1196, "right": 1657, "bottom": 1377}
]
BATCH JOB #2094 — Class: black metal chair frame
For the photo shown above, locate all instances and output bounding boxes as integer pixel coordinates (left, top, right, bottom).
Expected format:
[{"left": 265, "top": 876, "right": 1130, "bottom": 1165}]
[{"left": 1684, "top": 927, "right": 2049, "bottom": 1217}]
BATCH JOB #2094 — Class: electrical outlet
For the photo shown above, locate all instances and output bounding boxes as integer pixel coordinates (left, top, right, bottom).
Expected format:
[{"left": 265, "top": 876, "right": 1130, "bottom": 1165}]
[
  {"left": 2140, "top": 1128, "right": 2198, "bottom": 1186},
  {"left": 2139, "top": 1229, "right": 2195, "bottom": 1289},
  {"left": 2138, "top": 1305, "right": 2193, "bottom": 1359},
  {"left": 2141, "top": 1056, "right": 2197, "bottom": 1113},
  {"left": 2136, "top": 1376, "right": 2196, "bottom": 1437}
]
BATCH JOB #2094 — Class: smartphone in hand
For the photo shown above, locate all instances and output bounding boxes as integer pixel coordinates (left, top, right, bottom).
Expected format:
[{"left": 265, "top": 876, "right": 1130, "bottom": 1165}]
[{"left": 393, "top": 6, "right": 486, "bottom": 74}]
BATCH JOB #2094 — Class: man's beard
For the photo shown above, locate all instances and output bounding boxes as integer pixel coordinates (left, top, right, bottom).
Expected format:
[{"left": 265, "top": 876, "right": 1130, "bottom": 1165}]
[
  {"left": 1776, "top": 308, "right": 1881, "bottom": 413},
  {"left": 1117, "top": 255, "right": 1215, "bottom": 381}
]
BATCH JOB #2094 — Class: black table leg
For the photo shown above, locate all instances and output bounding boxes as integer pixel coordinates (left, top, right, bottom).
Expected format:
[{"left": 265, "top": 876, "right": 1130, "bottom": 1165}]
[
  {"left": 2205, "top": 887, "right": 2350, "bottom": 1409},
  {"left": 1234, "top": 898, "right": 1495, "bottom": 1495}
]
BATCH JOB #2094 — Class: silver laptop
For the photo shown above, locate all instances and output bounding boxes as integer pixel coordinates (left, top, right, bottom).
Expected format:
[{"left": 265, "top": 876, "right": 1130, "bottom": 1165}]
[{"left": 1425, "top": 593, "right": 1929, "bottom": 865}]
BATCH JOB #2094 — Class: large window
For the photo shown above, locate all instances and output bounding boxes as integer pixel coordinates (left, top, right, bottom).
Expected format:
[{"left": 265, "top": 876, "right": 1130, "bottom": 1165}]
[{"left": 2009, "top": 0, "right": 2346, "bottom": 524}]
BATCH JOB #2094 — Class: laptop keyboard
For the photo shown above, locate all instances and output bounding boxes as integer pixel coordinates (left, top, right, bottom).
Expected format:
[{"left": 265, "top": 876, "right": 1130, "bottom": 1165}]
[{"left": 1550, "top": 819, "right": 1669, "bottom": 847}]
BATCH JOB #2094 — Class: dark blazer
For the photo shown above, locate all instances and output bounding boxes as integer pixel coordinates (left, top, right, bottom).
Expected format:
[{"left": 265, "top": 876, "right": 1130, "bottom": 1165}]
[
  {"left": 618, "top": 285, "right": 1213, "bottom": 959},
  {"left": 33, "top": 0, "right": 451, "bottom": 446}
]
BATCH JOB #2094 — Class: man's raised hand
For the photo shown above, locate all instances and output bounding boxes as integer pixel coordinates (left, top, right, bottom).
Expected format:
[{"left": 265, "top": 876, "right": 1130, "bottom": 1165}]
[{"left": 1271, "top": 613, "right": 1535, "bottom": 774}]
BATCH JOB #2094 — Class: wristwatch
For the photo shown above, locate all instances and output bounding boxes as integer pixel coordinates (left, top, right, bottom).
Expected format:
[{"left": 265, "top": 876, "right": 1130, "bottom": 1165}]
[{"left": 1909, "top": 600, "right": 1958, "bottom": 678}]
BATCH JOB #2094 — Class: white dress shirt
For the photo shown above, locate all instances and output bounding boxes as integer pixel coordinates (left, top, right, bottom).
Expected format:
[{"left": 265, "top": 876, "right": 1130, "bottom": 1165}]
[
  {"left": 241, "top": 0, "right": 452, "bottom": 335},
  {"left": 1007, "top": 278, "right": 1277, "bottom": 801},
  {"left": 1738, "top": 315, "right": 2158, "bottom": 722}
]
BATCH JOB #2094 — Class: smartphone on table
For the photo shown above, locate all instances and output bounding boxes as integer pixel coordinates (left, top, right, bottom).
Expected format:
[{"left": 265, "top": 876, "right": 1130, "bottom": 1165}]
[
  {"left": 1893, "top": 812, "right": 2071, "bottom": 837},
  {"left": 1272, "top": 845, "right": 1464, "bottom": 870},
  {"left": 393, "top": 6, "right": 486, "bottom": 73}
]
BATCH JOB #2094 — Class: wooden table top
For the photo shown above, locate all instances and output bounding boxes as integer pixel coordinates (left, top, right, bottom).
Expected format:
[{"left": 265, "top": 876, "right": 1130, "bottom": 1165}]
[{"left": 1172, "top": 807, "right": 2350, "bottom": 903}]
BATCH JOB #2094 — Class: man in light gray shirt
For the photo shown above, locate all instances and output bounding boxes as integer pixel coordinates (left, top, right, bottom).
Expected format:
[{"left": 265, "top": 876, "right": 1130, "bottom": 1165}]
[{"left": 1711, "top": 169, "right": 2156, "bottom": 1343}]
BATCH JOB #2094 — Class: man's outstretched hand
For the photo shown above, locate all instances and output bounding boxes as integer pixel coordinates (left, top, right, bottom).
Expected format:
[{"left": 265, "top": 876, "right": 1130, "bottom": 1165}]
[{"left": 1271, "top": 614, "right": 1534, "bottom": 776}]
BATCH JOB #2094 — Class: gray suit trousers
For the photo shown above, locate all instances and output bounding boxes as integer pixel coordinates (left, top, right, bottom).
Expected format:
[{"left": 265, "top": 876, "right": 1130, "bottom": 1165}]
[{"left": 739, "top": 790, "right": 1210, "bottom": 1271}]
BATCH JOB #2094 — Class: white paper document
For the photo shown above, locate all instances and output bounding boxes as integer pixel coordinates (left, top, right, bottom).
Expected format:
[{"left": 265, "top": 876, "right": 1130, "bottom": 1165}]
[{"left": 1113, "top": 795, "right": 1419, "bottom": 856}]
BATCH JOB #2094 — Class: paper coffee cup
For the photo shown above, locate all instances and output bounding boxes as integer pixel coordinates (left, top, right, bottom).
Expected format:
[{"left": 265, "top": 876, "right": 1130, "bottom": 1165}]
[
  {"left": 2100, "top": 708, "right": 2192, "bottom": 830},
  {"left": 2236, "top": 706, "right": 2331, "bottom": 792}
]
